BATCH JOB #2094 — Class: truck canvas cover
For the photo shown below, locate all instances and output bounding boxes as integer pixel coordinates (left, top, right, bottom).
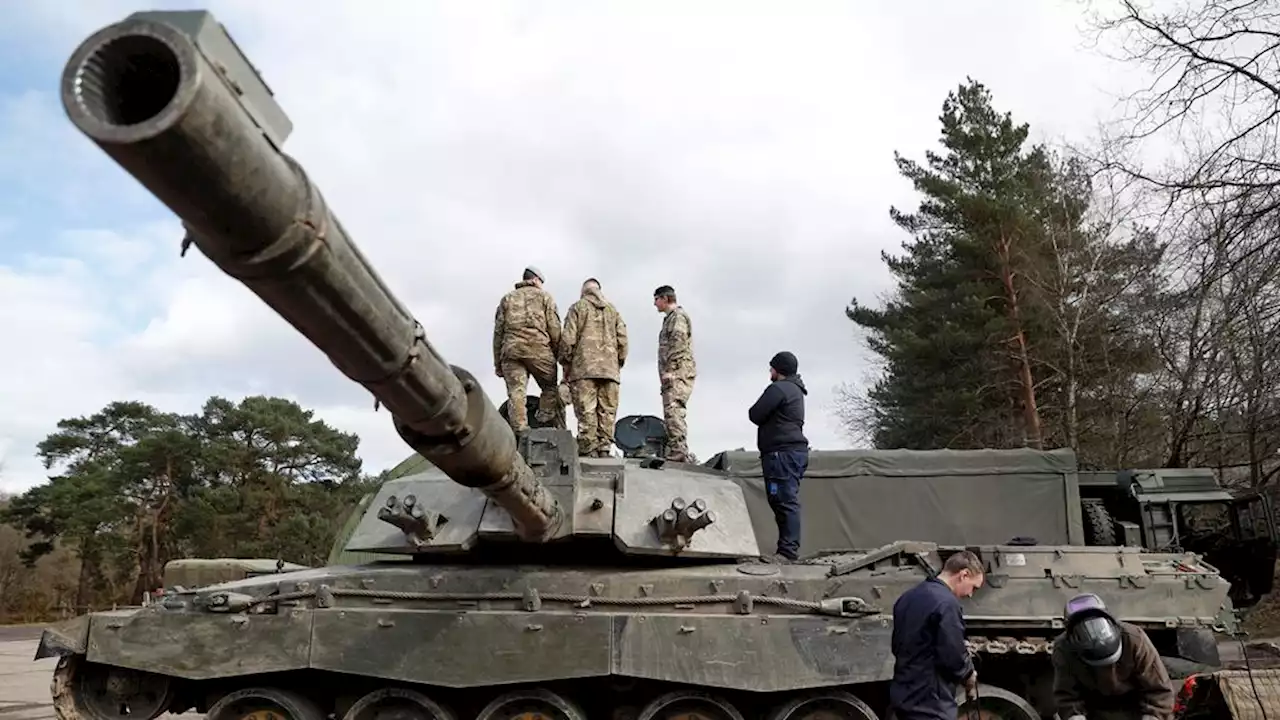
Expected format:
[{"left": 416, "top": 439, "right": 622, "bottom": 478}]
[{"left": 707, "top": 447, "right": 1085, "bottom": 555}]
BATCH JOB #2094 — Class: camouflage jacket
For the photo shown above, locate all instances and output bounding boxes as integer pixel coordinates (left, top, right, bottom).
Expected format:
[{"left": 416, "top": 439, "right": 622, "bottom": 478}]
[
  {"left": 493, "top": 280, "right": 561, "bottom": 366},
  {"left": 657, "top": 306, "right": 696, "bottom": 381},
  {"left": 560, "top": 287, "right": 628, "bottom": 383}
]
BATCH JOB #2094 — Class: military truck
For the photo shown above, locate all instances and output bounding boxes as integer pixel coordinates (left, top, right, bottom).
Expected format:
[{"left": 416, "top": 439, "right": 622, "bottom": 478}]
[
  {"left": 1077, "top": 468, "right": 1277, "bottom": 606},
  {"left": 36, "top": 10, "right": 1256, "bottom": 720},
  {"left": 692, "top": 422, "right": 1277, "bottom": 611}
]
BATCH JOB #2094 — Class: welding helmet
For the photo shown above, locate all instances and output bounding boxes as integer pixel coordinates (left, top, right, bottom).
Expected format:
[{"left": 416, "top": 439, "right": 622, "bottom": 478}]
[{"left": 1062, "top": 593, "right": 1123, "bottom": 667}]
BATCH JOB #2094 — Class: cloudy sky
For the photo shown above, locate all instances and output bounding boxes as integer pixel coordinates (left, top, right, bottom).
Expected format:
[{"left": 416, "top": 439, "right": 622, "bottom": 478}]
[{"left": 0, "top": 0, "right": 1147, "bottom": 493}]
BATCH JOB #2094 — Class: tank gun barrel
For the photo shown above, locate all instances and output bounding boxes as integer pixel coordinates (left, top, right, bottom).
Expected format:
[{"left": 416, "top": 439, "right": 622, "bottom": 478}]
[{"left": 58, "top": 12, "right": 562, "bottom": 541}]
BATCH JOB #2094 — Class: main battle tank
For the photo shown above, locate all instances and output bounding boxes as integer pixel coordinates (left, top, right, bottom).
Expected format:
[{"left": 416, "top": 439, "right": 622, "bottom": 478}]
[{"left": 40, "top": 10, "right": 1236, "bottom": 720}]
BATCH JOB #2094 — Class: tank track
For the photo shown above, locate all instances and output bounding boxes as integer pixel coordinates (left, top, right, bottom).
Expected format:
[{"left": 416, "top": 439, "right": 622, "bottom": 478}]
[{"left": 966, "top": 635, "right": 1054, "bottom": 655}]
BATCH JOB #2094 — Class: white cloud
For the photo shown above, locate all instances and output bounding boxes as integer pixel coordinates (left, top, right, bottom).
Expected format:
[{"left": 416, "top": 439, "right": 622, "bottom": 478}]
[{"left": 0, "top": 0, "right": 1149, "bottom": 493}]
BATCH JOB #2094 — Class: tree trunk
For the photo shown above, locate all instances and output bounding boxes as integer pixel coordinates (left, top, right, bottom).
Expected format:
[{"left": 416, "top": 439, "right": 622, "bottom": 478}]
[
  {"left": 996, "top": 232, "right": 1044, "bottom": 449},
  {"left": 74, "top": 537, "right": 98, "bottom": 612}
]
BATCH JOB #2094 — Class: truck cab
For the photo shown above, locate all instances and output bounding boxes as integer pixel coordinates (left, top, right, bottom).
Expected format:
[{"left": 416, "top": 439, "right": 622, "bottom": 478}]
[{"left": 1078, "top": 468, "right": 1277, "bottom": 606}]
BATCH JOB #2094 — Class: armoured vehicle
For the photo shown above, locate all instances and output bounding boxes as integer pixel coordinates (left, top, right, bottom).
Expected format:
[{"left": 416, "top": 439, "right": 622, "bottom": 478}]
[
  {"left": 1077, "top": 468, "right": 1278, "bottom": 607},
  {"left": 698, "top": 421, "right": 1279, "bottom": 615},
  {"left": 709, "top": 440, "right": 1278, "bottom": 610},
  {"left": 38, "top": 9, "right": 1246, "bottom": 720}
]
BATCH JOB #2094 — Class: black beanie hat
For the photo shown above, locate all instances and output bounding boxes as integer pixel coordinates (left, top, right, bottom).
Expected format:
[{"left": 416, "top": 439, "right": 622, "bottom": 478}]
[{"left": 770, "top": 351, "right": 798, "bottom": 376}]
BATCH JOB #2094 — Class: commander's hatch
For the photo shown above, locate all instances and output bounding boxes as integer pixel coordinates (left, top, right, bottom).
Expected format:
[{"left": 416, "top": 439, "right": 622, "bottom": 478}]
[{"left": 615, "top": 414, "right": 667, "bottom": 458}]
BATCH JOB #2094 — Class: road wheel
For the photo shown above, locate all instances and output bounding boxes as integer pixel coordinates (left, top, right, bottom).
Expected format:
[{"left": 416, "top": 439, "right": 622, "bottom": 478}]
[
  {"left": 765, "top": 690, "right": 878, "bottom": 720},
  {"left": 207, "top": 687, "right": 325, "bottom": 720},
  {"left": 954, "top": 683, "right": 1039, "bottom": 720},
  {"left": 341, "top": 687, "right": 457, "bottom": 720},
  {"left": 51, "top": 654, "right": 174, "bottom": 720},
  {"left": 474, "top": 688, "right": 586, "bottom": 720},
  {"left": 636, "top": 690, "right": 744, "bottom": 720}
]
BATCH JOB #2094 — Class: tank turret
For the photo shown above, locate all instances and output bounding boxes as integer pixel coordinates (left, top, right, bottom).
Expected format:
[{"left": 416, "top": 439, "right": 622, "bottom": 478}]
[
  {"left": 344, "top": 426, "right": 757, "bottom": 558},
  {"left": 60, "top": 10, "right": 757, "bottom": 560}
]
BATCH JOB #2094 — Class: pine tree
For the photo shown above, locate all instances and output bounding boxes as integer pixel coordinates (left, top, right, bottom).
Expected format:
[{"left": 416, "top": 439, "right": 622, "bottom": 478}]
[{"left": 849, "top": 79, "right": 1051, "bottom": 449}]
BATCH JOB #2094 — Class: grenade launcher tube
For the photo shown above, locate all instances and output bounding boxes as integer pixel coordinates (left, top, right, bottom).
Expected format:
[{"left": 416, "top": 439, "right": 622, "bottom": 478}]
[{"left": 59, "top": 17, "right": 562, "bottom": 542}]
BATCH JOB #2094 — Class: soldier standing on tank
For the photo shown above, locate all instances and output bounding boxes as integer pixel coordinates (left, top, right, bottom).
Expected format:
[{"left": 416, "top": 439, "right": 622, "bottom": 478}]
[
  {"left": 653, "top": 285, "right": 696, "bottom": 462},
  {"left": 559, "top": 278, "right": 629, "bottom": 457},
  {"left": 493, "top": 266, "right": 565, "bottom": 434},
  {"left": 1051, "top": 593, "right": 1174, "bottom": 720},
  {"left": 747, "top": 351, "right": 809, "bottom": 562}
]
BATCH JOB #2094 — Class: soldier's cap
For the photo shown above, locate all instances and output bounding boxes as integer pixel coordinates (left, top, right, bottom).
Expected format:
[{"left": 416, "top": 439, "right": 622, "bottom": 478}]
[{"left": 524, "top": 266, "right": 545, "bottom": 283}]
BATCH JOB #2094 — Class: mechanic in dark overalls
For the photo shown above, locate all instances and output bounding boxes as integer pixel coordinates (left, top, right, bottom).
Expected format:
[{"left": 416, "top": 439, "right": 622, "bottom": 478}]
[{"left": 888, "top": 550, "right": 984, "bottom": 720}]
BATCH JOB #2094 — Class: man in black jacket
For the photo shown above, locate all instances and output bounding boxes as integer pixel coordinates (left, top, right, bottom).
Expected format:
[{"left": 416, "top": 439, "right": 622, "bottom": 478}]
[
  {"left": 747, "top": 351, "right": 809, "bottom": 562},
  {"left": 889, "top": 550, "right": 985, "bottom": 720}
]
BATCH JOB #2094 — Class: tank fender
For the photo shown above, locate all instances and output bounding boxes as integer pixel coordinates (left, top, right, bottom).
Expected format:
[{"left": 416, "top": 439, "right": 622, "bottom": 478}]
[{"left": 33, "top": 614, "right": 91, "bottom": 660}]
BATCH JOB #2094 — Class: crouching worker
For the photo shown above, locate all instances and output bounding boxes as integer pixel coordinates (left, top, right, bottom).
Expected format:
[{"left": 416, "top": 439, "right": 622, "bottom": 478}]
[{"left": 1052, "top": 593, "right": 1175, "bottom": 720}]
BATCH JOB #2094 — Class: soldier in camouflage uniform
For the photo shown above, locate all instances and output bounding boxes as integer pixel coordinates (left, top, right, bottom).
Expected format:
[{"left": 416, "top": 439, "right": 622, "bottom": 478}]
[
  {"left": 653, "top": 285, "right": 696, "bottom": 462},
  {"left": 560, "top": 278, "right": 629, "bottom": 457},
  {"left": 493, "top": 266, "right": 565, "bottom": 433}
]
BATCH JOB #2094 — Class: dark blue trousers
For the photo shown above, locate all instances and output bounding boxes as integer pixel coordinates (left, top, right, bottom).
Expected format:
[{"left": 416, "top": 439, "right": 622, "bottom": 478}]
[{"left": 762, "top": 448, "right": 808, "bottom": 560}]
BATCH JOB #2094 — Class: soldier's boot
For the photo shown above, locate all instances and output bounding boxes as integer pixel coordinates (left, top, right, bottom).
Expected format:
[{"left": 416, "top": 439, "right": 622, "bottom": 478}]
[
  {"left": 532, "top": 407, "right": 558, "bottom": 429},
  {"left": 662, "top": 429, "right": 690, "bottom": 463}
]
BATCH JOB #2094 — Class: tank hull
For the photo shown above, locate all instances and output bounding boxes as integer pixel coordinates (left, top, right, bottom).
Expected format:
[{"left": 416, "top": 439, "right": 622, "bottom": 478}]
[{"left": 39, "top": 543, "right": 1230, "bottom": 720}]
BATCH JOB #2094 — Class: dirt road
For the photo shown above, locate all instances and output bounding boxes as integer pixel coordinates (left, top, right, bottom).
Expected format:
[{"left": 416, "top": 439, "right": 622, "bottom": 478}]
[{"left": 0, "top": 628, "right": 57, "bottom": 720}]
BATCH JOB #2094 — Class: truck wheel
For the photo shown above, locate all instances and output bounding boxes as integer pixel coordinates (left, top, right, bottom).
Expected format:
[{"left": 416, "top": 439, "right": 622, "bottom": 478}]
[{"left": 1083, "top": 501, "right": 1117, "bottom": 546}]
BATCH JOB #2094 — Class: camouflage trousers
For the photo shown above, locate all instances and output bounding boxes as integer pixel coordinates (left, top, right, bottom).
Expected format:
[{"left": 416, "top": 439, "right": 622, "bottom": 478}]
[
  {"left": 569, "top": 378, "right": 620, "bottom": 457},
  {"left": 501, "top": 353, "right": 564, "bottom": 432},
  {"left": 660, "top": 376, "right": 694, "bottom": 461}
]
